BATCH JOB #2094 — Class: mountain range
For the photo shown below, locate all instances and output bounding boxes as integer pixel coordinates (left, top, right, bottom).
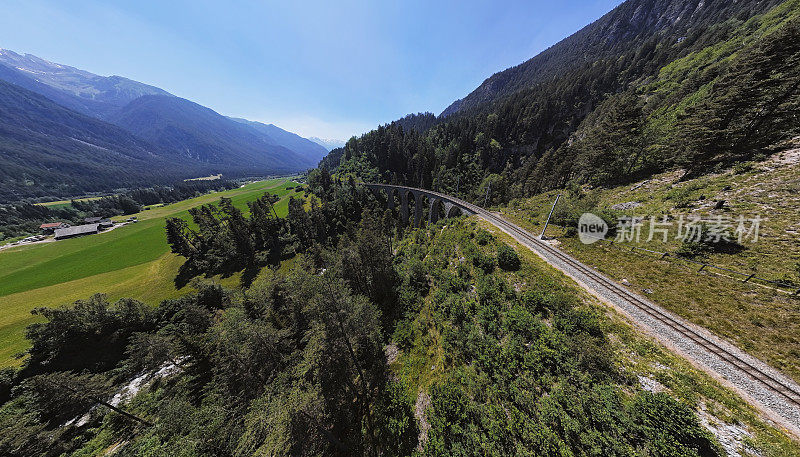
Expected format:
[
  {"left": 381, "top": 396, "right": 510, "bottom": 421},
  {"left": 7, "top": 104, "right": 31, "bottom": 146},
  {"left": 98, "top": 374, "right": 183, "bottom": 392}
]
[
  {"left": 308, "top": 137, "right": 347, "bottom": 151},
  {"left": 0, "top": 49, "right": 326, "bottom": 202},
  {"left": 0, "top": 79, "right": 202, "bottom": 202},
  {"left": 228, "top": 117, "right": 328, "bottom": 164}
]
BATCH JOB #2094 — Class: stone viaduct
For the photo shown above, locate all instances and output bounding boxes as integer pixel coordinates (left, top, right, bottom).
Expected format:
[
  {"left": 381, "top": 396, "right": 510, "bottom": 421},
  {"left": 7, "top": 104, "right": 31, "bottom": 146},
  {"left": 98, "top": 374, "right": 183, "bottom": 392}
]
[{"left": 363, "top": 183, "right": 476, "bottom": 226}]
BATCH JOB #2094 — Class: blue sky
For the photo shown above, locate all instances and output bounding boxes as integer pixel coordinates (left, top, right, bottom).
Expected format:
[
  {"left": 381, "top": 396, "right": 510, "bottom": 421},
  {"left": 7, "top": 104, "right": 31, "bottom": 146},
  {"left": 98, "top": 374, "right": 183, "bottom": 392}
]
[{"left": 0, "top": 0, "right": 622, "bottom": 140}]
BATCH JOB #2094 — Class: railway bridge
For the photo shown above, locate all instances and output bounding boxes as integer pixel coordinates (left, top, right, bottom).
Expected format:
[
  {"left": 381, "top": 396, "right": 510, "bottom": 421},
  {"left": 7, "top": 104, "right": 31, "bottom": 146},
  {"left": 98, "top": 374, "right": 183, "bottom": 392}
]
[{"left": 363, "top": 182, "right": 475, "bottom": 226}]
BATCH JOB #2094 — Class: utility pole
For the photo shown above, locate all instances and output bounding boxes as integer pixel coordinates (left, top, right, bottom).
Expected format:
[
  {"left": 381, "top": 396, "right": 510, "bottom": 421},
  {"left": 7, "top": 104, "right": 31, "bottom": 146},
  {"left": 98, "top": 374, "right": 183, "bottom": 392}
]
[
  {"left": 540, "top": 194, "right": 561, "bottom": 239},
  {"left": 483, "top": 181, "right": 491, "bottom": 207}
]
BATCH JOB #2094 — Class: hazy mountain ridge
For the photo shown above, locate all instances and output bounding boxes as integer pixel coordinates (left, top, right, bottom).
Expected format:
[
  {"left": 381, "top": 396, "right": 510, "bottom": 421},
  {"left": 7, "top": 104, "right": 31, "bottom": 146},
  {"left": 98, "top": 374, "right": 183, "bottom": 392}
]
[
  {"left": 0, "top": 48, "right": 171, "bottom": 118},
  {"left": 228, "top": 117, "right": 328, "bottom": 163},
  {"left": 308, "top": 136, "right": 347, "bottom": 151},
  {"left": 107, "top": 95, "right": 313, "bottom": 171}
]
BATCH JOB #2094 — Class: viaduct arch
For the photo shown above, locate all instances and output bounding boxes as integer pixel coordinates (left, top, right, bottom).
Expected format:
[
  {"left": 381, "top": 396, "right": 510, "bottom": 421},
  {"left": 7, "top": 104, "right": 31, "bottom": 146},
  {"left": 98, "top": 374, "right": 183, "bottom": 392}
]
[{"left": 363, "top": 183, "right": 476, "bottom": 227}]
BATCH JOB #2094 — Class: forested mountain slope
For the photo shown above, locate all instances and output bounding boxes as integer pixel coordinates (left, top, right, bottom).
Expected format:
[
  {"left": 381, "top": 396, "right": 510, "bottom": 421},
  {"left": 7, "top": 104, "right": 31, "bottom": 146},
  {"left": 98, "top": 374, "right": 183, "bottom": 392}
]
[
  {"left": 327, "top": 0, "right": 800, "bottom": 202},
  {"left": 107, "top": 95, "right": 314, "bottom": 171},
  {"left": 1, "top": 178, "right": 797, "bottom": 455},
  {"left": 0, "top": 80, "right": 207, "bottom": 202},
  {"left": 441, "top": 0, "right": 784, "bottom": 117},
  {"left": 228, "top": 117, "right": 329, "bottom": 164}
]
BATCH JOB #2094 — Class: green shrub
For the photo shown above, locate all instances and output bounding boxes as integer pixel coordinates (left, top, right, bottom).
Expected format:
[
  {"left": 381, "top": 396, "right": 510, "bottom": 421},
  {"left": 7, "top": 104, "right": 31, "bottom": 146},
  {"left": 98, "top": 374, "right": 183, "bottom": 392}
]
[
  {"left": 496, "top": 244, "right": 521, "bottom": 271},
  {"left": 471, "top": 252, "right": 495, "bottom": 273},
  {"left": 392, "top": 318, "right": 415, "bottom": 350},
  {"left": 675, "top": 226, "right": 744, "bottom": 258},
  {"left": 629, "top": 392, "right": 719, "bottom": 456},
  {"left": 733, "top": 161, "right": 754, "bottom": 174},
  {"left": 519, "top": 290, "right": 549, "bottom": 315},
  {"left": 474, "top": 228, "right": 493, "bottom": 245},
  {"left": 665, "top": 182, "right": 703, "bottom": 208}
]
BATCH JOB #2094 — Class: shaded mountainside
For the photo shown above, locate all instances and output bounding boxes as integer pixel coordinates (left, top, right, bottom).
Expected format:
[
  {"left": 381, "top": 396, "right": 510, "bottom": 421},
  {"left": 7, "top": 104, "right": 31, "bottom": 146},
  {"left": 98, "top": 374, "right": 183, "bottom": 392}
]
[
  {"left": 0, "top": 80, "right": 208, "bottom": 202},
  {"left": 0, "top": 49, "right": 171, "bottom": 118},
  {"left": 107, "top": 95, "right": 315, "bottom": 172},
  {"left": 229, "top": 117, "right": 328, "bottom": 164},
  {"left": 327, "top": 0, "right": 800, "bottom": 203}
]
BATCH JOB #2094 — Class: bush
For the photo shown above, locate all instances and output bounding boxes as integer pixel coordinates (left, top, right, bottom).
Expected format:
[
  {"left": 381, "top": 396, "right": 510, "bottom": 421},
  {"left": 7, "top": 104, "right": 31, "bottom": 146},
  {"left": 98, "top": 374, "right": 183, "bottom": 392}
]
[
  {"left": 472, "top": 252, "right": 495, "bottom": 273},
  {"left": 664, "top": 182, "right": 703, "bottom": 209},
  {"left": 474, "top": 228, "right": 493, "bottom": 245},
  {"left": 0, "top": 368, "right": 14, "bottom": 405},
  {"left": 496, "top": 244, "right": 521, "bottom": 271},
  {"left": 733, "top": 161, "right": 754, "bottom": 174},
  {"left": 392, "top": 318, "right": 415, "bottom": 350},
  {"left": 629, "top": 392, "right": 719, "bottom": 456},
  {"left": 675, "top": 226, "right": 744, "bottom": 258}
]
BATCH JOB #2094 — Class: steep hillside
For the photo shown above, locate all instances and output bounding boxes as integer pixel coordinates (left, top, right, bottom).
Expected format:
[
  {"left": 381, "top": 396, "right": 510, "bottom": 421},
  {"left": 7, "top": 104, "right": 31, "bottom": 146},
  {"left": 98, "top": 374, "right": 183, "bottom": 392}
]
[
  {"left": 2, "top": 181, "right": 797, "bottom": 455},
  {"left": 0, "top": 80, "right": 206, "bottom": 202},
  {"left": 499, "top": 146, "right": 800, "bottom": 383},
  {"left": 228, "top": 117, "right": 328, "bottom": 164},
  {"left": 0, "top": 49, "right": 171, "bottom": 118},
  {"left": 107, "top": 95, "right": 314, "bottom": 172},
  {"left": 441, "top": 0, "right": 784, "bottom": 117}
]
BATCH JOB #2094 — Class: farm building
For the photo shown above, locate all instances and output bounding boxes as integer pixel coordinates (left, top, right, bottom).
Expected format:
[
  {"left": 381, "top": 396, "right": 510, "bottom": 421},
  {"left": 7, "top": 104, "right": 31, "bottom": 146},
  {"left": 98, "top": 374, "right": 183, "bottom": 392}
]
[
  {"left": 39, "top": 222, "right": 68, "bottom": 235},
  {"left": 85, "top": 217, "right": 113, "bottom": 229},
  {"left": 54, "top": 224, "right": 100, "bottom": 240}
]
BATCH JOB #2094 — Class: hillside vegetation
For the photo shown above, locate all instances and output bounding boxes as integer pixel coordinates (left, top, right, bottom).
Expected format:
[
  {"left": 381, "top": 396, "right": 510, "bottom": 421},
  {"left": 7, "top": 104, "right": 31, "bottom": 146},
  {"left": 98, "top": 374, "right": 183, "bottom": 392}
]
[
  {"left": 500, "top": 148, "right": 800, "bottom": 382},
  {"left": 317, "top": 0, "right": 800, "bottom": 385},
  {"left": 0, "top": 179, "right": 798, "bottom": 455}
]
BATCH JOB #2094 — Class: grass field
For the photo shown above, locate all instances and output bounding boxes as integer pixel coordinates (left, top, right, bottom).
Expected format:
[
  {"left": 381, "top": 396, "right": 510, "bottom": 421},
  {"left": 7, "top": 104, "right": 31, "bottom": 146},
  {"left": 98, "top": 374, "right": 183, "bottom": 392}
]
[
  {"left": 0, "top": 178, "right": 303, "bottom": 368},
  {"left": 38, "top": 196, "right": 104, "bottom": 209}
]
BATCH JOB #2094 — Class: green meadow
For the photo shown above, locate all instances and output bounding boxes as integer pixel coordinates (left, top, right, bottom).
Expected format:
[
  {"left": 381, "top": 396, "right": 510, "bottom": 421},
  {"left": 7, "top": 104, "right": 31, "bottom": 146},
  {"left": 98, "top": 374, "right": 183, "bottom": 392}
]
[{"left": 0, "top": 178, "right": 303, "bottom": 367}]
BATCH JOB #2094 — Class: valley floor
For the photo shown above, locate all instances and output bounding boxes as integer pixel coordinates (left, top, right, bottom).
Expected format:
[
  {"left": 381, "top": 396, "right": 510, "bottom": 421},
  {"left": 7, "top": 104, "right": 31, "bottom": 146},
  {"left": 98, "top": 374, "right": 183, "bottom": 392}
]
[{"left": 0, "top": 178, "right": 303, "bottom": 368}]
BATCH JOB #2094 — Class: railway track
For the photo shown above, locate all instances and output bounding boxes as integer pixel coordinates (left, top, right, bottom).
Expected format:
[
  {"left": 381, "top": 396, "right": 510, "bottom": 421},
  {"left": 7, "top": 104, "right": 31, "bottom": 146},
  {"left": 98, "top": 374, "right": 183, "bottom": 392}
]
[{"left": 378, "top": 184, "right": 800, "bottom": 433}]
